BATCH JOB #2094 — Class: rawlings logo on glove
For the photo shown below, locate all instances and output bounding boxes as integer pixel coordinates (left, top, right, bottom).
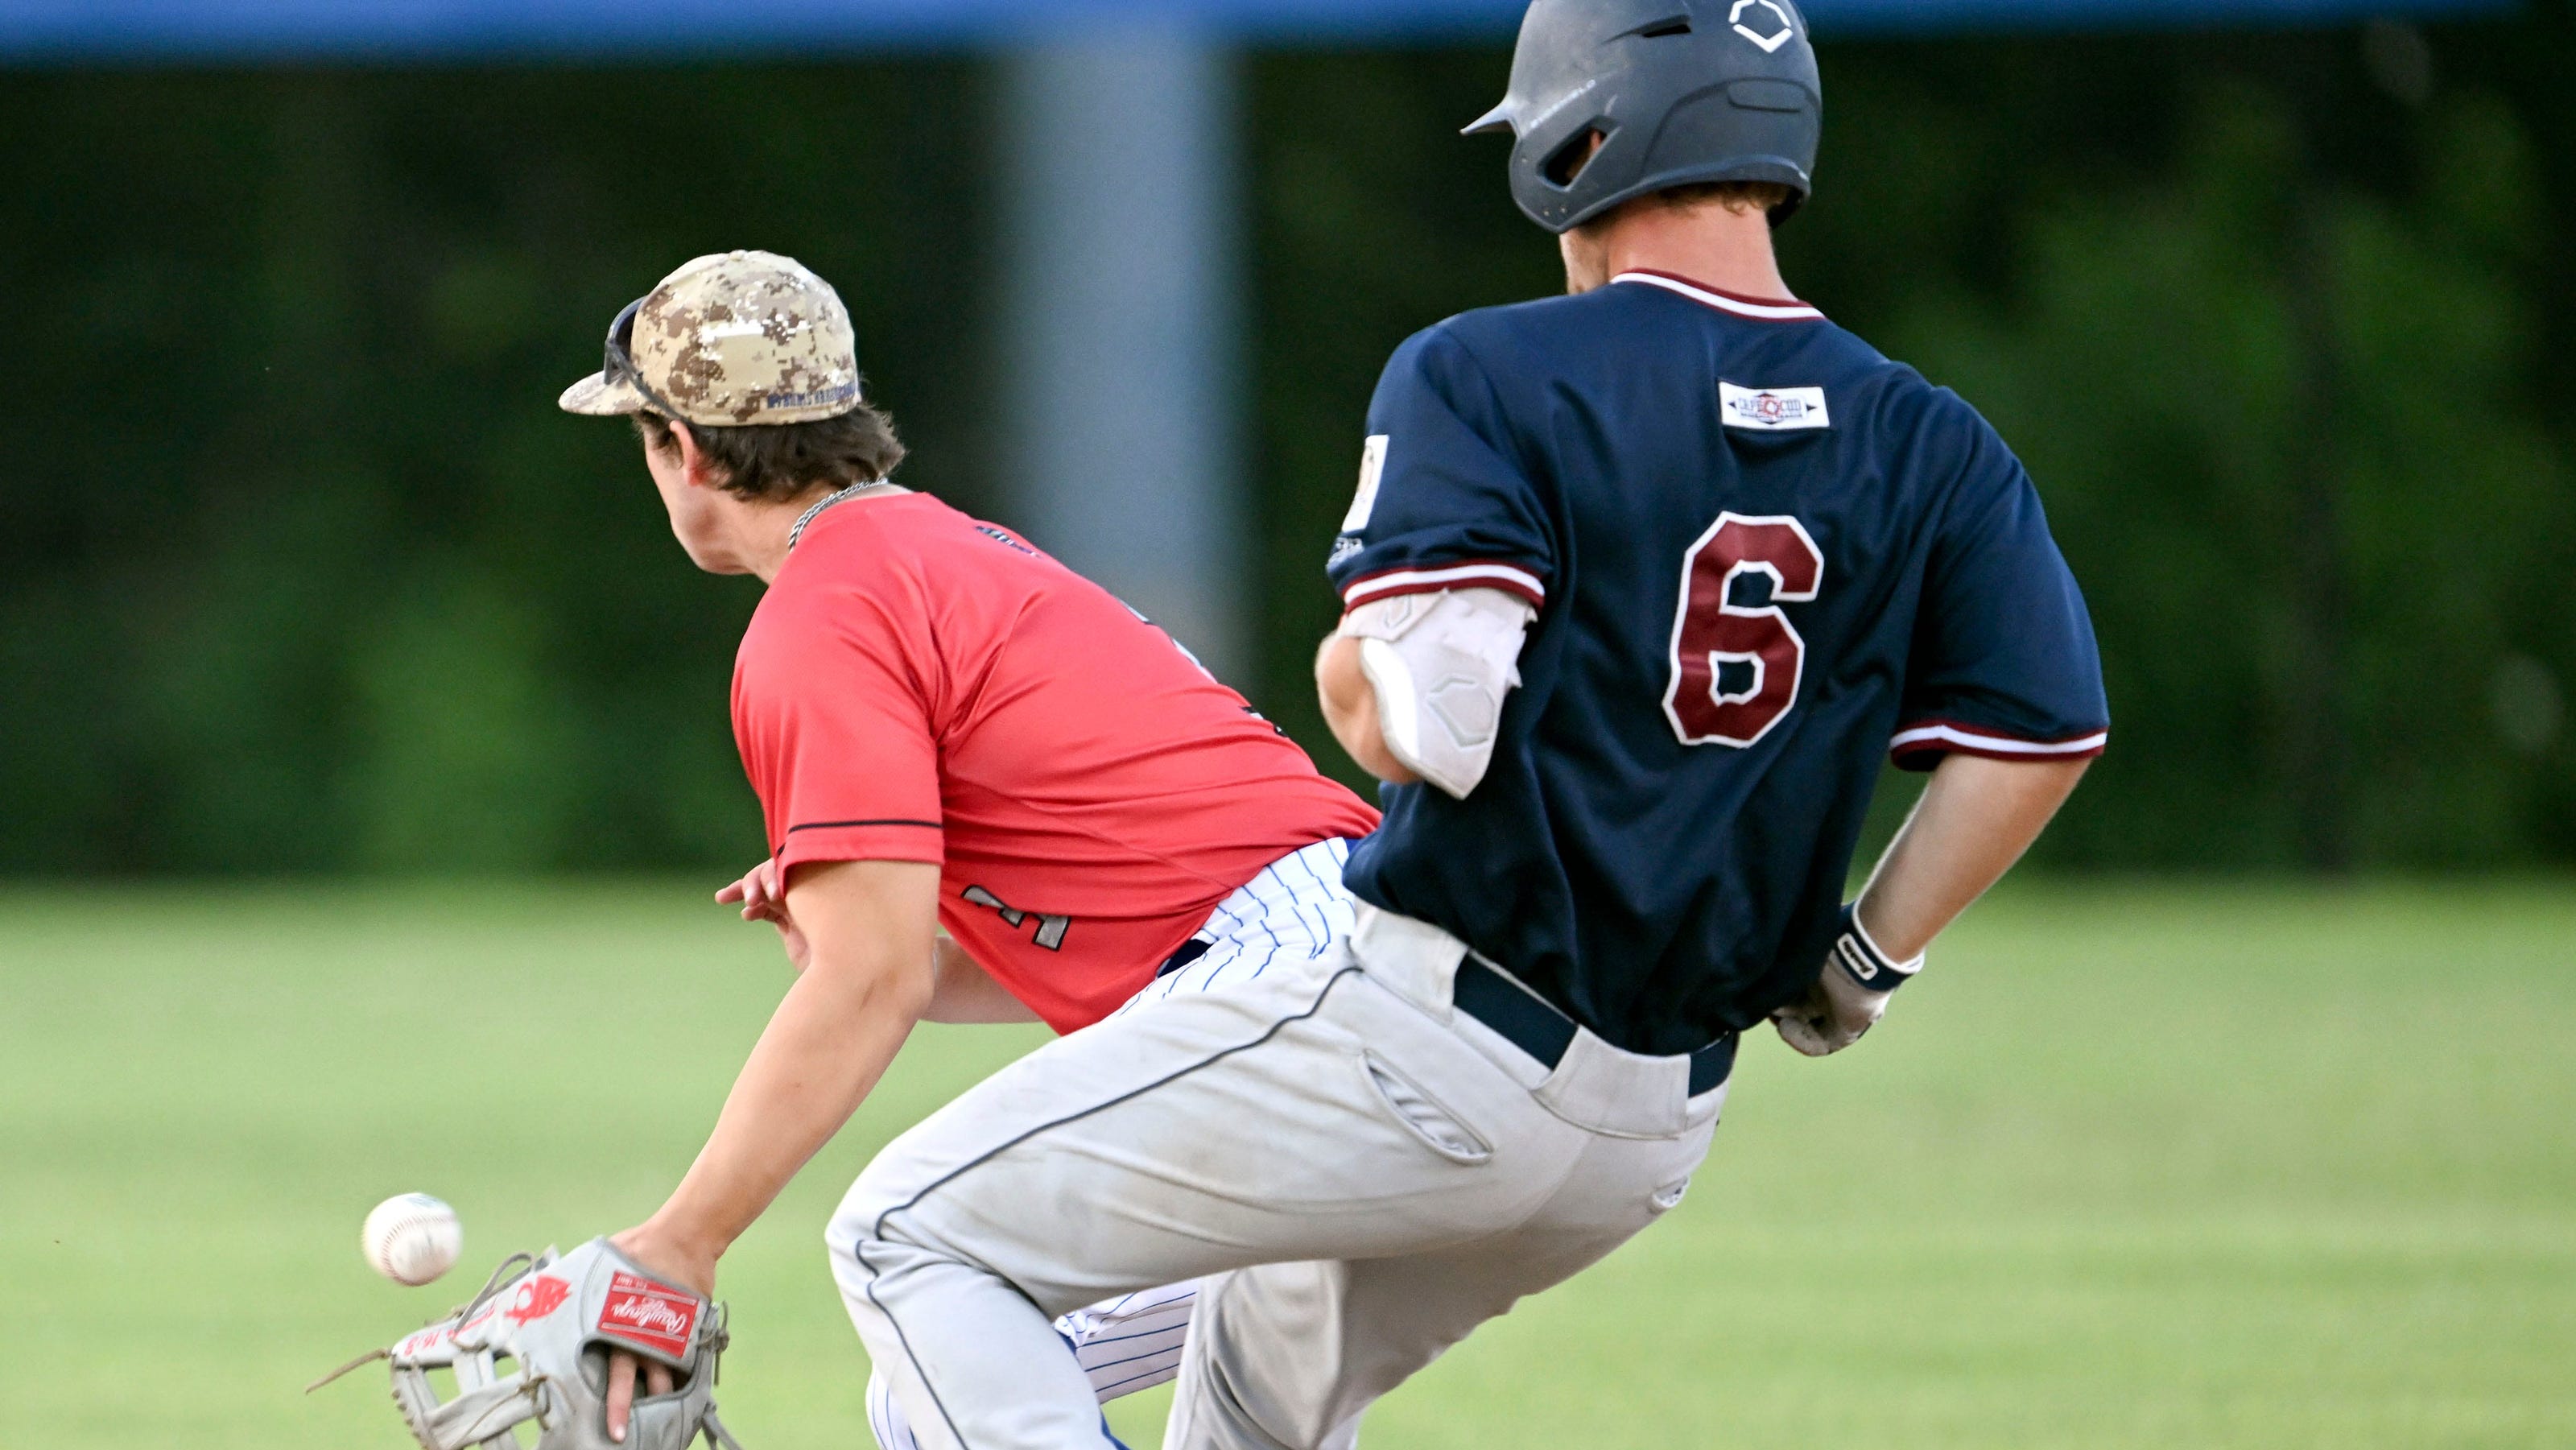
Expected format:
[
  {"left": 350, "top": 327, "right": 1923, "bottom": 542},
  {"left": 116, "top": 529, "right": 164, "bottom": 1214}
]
[{"left": 601, "top": 1272, "right": 701, "bottom": 1358}]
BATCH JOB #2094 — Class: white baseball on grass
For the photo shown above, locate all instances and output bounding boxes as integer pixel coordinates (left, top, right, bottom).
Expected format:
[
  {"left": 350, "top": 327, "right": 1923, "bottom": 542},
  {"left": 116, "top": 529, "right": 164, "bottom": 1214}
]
[{"left": 362, "top": 1192, "right": 463, "bottom": 1286}]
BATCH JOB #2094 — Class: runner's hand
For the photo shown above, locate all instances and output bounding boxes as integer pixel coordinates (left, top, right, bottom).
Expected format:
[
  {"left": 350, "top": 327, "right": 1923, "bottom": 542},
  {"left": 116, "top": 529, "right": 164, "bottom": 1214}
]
[{"left": 1770, "top": 905, "right": 1919, "bottom": 1057}]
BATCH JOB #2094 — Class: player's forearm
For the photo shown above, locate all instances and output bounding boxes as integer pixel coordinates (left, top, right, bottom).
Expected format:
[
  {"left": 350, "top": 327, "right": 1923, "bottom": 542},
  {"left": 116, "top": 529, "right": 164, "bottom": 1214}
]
[
  {"left": 1315, "top": 634, "right": 1421, "bottom": 785},
  {"left": 641, "top": 861, "right": 939, "bottom": 1271},
  {"left": 1854, "top": 755, "right": 2090, "bottom": 961},
  {"left": 646, "top": 965, "right": 923, "bottom": 1261}
]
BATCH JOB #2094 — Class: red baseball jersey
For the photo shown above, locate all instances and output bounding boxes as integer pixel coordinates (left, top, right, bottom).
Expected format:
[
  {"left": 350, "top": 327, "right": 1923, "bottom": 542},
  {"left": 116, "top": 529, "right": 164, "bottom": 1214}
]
[{"left": 733, "top": 491, "right": 1380, "bottom": 1031}]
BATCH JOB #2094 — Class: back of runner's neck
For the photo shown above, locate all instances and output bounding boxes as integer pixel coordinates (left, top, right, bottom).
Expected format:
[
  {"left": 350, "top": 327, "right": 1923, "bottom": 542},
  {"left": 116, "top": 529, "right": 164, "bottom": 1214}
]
[{"left": 1595, "top": 205, "right": 1793, "bottom": 303}]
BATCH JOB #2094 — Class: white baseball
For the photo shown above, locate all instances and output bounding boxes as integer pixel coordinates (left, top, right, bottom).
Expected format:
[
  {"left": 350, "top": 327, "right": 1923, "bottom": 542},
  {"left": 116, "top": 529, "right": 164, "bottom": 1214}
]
[{"left": 362, "top": 1192, "right": 463, "bottom": 1286}]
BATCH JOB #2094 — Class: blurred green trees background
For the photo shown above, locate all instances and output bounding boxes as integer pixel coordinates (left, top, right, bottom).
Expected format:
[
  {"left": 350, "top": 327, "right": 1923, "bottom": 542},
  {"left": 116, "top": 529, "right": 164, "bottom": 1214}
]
[{"left": 2, "top": 11, "right": 2570, "bottom": 876}]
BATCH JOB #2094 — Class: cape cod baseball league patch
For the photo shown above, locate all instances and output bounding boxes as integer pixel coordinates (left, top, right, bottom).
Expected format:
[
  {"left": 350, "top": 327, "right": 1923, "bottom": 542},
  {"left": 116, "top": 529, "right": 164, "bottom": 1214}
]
[
  {"left": 597, "top": 1270, "right": 700, "bottom": 1358},
  {"left": 1719, "top": 382, "right": 1830, "bottom": 432}
]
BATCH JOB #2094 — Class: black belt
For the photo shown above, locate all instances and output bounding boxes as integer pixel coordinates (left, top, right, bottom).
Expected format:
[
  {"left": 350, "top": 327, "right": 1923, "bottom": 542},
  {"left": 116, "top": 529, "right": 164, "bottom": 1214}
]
[
  {"left": 1451, "top": 955, "right": 1737, "bottom": 1097},
  {"left": 1157, "top": 938, "right": 1213, "bottom": 977}
]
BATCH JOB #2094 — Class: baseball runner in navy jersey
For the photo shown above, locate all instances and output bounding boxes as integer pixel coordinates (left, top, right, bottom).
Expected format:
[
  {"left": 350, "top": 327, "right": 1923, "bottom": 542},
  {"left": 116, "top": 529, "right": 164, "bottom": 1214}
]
[
  {"left": 825, "top": 4, "right": 2106, "bottom": 1448},
  {"left": 1316, "top": 234, "right": 2107, "bottom": 1057},
  {"left": 1315, "top": 0, "right": 2104, "bottom": 1080}
]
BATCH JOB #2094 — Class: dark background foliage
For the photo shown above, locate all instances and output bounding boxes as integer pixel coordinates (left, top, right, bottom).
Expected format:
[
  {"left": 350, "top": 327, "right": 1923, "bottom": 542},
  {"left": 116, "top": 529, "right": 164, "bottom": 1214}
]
[{"left": 2, "top": 7, "right": 2570, "bottom": 875}]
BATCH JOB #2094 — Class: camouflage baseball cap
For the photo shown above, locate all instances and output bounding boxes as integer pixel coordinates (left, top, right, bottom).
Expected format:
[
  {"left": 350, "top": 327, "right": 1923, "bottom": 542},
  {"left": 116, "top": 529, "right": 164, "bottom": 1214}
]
[{"left": 559, "top": 250, "right": 863, "bottom": 428}]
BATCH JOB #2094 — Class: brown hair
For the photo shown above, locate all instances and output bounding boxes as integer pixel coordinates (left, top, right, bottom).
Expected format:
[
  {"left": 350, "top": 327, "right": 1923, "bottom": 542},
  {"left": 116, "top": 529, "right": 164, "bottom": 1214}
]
[
  {"left": 634, "top": 400, "right": 907, "bottom": 502},
  {"left": 1650, "top": 180, "right": 1797, "bottom": 216},
  {"left": 1574, "top": 179, "right": 1798, "bottom": 238},
  {"left": 1550, "top": 126, "right": 1797, "bottom": 225}
]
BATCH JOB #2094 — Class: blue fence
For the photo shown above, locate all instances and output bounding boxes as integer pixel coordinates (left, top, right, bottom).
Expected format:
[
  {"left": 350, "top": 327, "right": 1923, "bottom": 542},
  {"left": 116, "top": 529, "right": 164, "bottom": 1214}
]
[{"left": 0, "top": 0, "right": 2515, "bottom": 59}]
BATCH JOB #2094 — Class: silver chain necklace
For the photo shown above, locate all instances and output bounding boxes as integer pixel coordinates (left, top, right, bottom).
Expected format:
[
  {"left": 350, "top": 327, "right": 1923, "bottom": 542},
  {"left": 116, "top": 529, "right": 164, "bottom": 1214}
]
[{"left": 786, "top": 482, "right": 899, "bottom": 553}]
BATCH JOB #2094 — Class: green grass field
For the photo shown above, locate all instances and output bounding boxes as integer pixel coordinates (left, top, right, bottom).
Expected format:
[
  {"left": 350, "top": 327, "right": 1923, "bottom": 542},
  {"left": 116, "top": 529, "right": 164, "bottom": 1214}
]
[{"left": 4, "top": 880, "right": 2573, "bottom": 1449}]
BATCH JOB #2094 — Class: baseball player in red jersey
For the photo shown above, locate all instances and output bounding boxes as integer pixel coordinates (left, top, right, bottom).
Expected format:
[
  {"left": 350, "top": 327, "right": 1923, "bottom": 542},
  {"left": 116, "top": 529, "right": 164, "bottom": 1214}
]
[{"left": 551, "top": 250, "right": 1376, "bottom": 1444}]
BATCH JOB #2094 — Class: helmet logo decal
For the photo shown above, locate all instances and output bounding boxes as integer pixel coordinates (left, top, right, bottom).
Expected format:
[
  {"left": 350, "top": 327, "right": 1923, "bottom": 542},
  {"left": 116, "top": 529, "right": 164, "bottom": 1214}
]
[{"left": 1728, "top": 0, "right": 1796, "bottom": 53}]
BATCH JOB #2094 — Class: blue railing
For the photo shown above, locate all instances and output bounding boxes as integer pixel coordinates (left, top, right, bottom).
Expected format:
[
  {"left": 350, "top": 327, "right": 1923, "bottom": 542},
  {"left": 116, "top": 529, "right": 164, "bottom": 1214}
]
[{"left": 0, "top": 0, "right": 2516, "bottom": 60}]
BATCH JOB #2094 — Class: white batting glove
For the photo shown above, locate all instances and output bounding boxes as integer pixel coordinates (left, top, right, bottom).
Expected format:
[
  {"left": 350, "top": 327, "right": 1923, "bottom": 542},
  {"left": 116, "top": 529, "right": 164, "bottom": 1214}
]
[{"left": 1771, "top": 905, "right": 1922, "bottom": 1058}]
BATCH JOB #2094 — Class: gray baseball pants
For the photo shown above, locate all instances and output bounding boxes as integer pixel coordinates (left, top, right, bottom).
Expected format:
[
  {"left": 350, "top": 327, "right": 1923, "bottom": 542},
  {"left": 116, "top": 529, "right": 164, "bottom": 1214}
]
[{"left": 827, "top": 907, "right": 1725, "bottom": 1450}]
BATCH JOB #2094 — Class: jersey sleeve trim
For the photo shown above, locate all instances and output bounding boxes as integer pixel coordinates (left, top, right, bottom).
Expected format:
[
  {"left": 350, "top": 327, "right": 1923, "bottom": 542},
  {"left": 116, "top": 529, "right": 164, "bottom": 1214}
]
[
  {"left": 1340, "top": 560, "right": 1546, "bottom": 610},
  {"left": 773, "top": 821, "right": 946, "bottom": 874},
  {"left": 1889, "top": 719, "right": 2108, "bottom": 768}
]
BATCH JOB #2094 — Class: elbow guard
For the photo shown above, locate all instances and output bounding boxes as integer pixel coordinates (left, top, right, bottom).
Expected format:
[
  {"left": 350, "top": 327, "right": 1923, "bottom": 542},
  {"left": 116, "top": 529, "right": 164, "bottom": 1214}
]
[{"left": 1337, "top": 587, "right": 1535, "bottom": 799}]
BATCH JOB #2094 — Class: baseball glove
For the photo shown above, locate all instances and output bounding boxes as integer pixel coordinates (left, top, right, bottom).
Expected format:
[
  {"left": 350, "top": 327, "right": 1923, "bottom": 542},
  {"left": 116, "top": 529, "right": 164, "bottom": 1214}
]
[{"left": 312, "top": 1237, "right": 742, "bottom": 1450}]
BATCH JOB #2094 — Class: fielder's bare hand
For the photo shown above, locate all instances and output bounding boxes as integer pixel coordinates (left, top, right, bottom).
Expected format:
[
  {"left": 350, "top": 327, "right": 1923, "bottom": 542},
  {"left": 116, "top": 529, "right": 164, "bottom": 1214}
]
[{"left": 718, "top": 858, "right": 812, "bottom": 972}]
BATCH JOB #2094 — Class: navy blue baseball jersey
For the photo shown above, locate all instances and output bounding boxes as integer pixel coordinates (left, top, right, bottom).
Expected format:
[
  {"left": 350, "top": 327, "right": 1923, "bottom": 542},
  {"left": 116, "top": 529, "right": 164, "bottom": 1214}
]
[{"left": 1327, "top": 270, "right": 2108, "bottom": 1055}]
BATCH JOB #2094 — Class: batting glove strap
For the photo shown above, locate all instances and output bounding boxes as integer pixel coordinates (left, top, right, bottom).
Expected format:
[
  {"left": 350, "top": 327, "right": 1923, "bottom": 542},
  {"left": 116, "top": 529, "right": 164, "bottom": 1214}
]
[{"left": 1828, "top": 904, "right": 1922, "bottom": 994}]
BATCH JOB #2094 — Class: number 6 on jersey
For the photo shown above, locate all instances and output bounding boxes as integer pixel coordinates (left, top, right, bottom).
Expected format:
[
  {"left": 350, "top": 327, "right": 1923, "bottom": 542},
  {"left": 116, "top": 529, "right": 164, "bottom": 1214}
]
[{"left": 1663, "top": 513, "right": 1824, "bottom": 747}]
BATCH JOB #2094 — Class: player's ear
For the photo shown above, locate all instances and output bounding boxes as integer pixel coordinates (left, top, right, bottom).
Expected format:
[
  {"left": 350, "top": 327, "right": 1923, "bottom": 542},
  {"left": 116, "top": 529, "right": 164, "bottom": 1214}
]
[{"left": 667, "top": 420, "right": 717, "bottom": 490}]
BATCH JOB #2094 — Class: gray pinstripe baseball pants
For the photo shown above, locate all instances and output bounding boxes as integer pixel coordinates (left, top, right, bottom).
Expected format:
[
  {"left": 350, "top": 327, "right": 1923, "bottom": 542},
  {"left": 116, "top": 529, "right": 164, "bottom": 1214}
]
[
  {"left": 865, "top": 841, "right": 1360, "bottom": 1450},
  {"left": 827, "top": 907, "right": 1724, "bottom": 1450}
]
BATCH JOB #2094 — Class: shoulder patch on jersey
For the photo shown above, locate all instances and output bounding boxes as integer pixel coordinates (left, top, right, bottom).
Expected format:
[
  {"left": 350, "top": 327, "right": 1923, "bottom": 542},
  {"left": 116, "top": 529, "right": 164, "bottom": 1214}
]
[
  {"left": 1342, "top": 435, "right": 1389, "bottom": 531},
  {"left": 1719, "top": 382, "right": 1831, "bottom": 432}
]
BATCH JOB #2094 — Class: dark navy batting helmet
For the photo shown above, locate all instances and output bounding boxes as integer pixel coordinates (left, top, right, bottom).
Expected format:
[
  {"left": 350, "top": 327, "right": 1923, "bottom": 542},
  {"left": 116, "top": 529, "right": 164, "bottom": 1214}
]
[{"left": 1467, "top": 0, "right": 1823, "bottom": 233}]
